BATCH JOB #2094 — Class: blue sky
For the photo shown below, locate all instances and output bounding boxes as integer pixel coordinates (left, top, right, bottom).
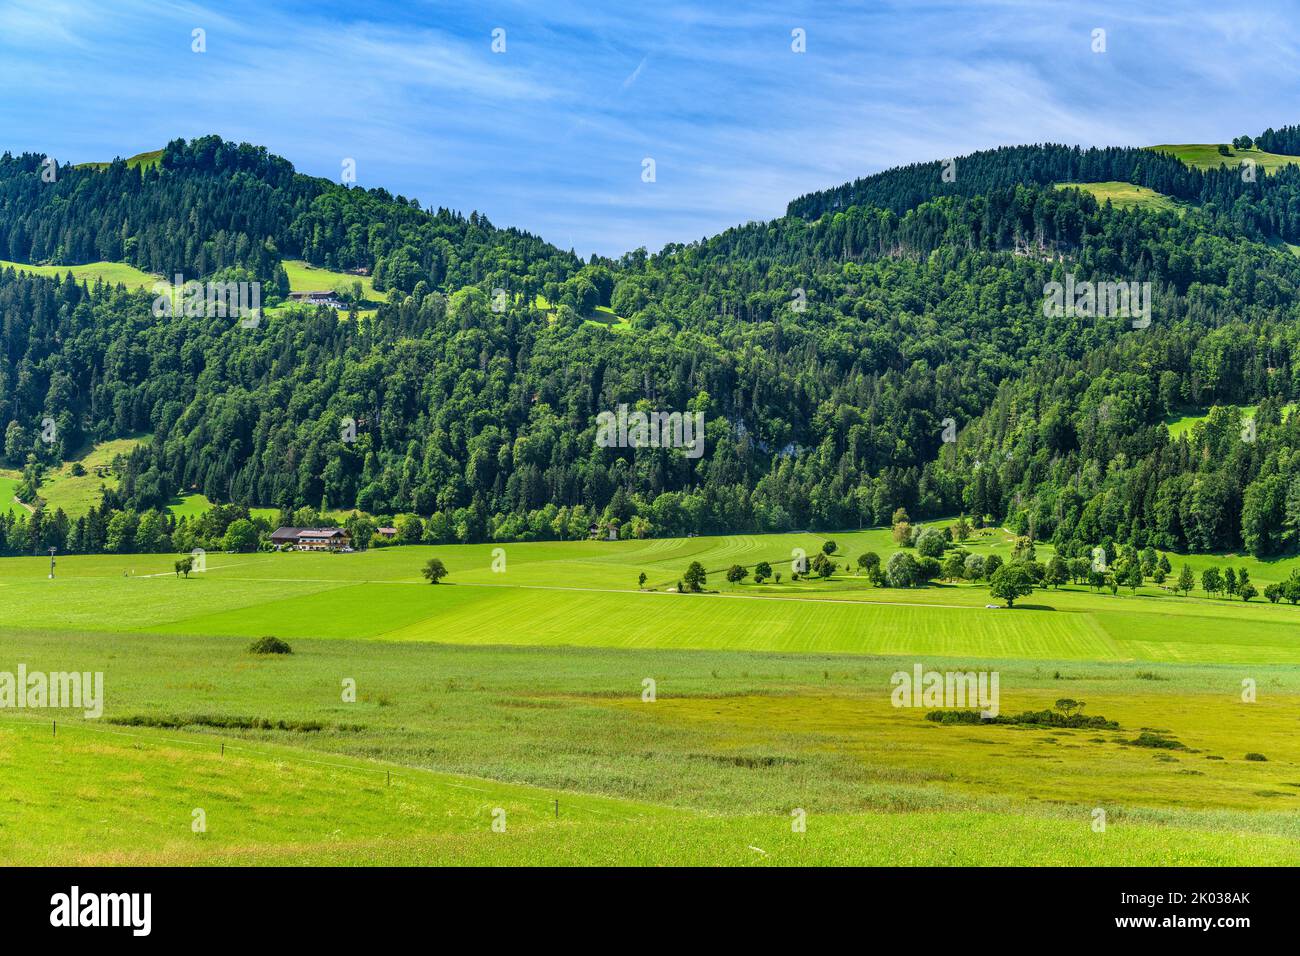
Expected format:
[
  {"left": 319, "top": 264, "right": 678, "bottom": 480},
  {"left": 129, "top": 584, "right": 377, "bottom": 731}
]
[{"left": 1, "top": 0, "right": 1298, "bottom": 256}]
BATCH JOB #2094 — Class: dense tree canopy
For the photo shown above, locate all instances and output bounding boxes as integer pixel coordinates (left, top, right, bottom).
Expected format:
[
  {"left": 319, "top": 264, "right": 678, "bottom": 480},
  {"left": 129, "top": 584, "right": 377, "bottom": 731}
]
[{"left": 1, "top": 133, "right": 1299, "bottom": 561}]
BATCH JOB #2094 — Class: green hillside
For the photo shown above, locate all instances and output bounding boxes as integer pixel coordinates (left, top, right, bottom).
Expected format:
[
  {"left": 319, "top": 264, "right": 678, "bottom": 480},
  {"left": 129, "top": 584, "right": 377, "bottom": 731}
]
[
  {"left": 1055, "top": 181, "right": 1184, "bottom": 213},
  {"left": 74, "top": 149, "right": 165, "bottom": 172},
  {"left": 0, "top": 259, "right": 158, "bottom": 289},
  {"left": 1150, "top": 143, "right": 1300, "bottom": 174}
]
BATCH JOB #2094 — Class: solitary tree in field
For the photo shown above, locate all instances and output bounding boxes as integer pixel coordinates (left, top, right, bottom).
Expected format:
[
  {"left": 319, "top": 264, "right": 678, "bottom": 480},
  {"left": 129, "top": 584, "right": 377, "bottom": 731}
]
[
  {"left": 1123, "top": 561, "right": 1143, "bottom": 595},
  {"left": 222, "top": 518, "right": 259, "bottom": 553},
  {"left": 753, "top": 561, "right": 772, "bottom": 584},
  {"left": 1202, "top": 566, "right": 1222, "bottom": 597},
  {"left": 811, "top": 552, "right": 835, "bottom": 578},
  {"left": 1176, "top": 564, "right": 1195, "bottom": 596},
  {"left": 1282, "top": 572, "right": 1300, "bottom": 605},
  {"left": 1068, "top": 557, "right": 1090, "bottom": 585},
  {"left": 174, "top": 557, "right": 193, "bottom": 578},
  {"left": 989, "top": 563, "right": 1034, "bottom": 608},
  {"left": 422, "top": 557, "right": 448, "bottom": 584},
  {"left": 726, "top": 564, "right": 748, "bottom": 585},
  {"left": 683, "top": 561, "right": 707, "bottom": 592},
  {"left": 942, "top": 552, "right": 966, "bottom": 582},
  {"left": 821, "top": 540, "right": 837, "bottom": 556},
  {"left": 1043, "top": 556, "right": 1068, "bottom": 589},
  {"left": 915, "top": 528, "right": 946, "bottom": 558},
  {"left": 638, "top": 572, "right": 647, "bottom": 589}
]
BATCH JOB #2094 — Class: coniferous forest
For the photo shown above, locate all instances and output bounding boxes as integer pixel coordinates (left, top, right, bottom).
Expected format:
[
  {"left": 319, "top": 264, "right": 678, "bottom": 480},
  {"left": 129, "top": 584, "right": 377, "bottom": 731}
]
[{"left": 3, "top": 132, "right": 1300, "bottom": 559}]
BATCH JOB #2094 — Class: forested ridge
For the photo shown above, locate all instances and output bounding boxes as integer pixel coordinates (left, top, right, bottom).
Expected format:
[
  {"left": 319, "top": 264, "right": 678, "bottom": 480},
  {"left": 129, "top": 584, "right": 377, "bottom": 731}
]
[{"left": 2, "top": 130, "right": 1300, "bottom": 558}]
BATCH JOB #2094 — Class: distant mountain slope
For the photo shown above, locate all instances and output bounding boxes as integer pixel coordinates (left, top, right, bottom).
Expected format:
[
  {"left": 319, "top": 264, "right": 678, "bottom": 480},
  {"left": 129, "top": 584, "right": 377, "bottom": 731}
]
[
  {"left": 1, "top": 131, "right": 1299, "bottom": 561},
  {"left": 0, "top": 135, "right": 581, "bottom": 299},
  {"left": 786, "top": 132, "right": 1300, "bottom": 246}
]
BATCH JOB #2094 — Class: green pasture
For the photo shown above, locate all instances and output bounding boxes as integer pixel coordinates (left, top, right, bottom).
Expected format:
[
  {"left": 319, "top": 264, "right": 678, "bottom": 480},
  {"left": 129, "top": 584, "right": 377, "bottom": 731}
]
[
  {"left": 0, "top": 259, "right": 158, "bottom": 290},
  {"left": 75, "top": 149, "right": 164, "bottom": 172},
  {"left": 1165, "top": 402, "right": 1296, "bottom": 439},
  {"left": 281, "top": 259, "right": 380, "bottom": 300},
  {"left": 4, "top": 527, "right": 1300, "bottom": 865},
  {"left": 1, "top": 528, "right": 1299, "bottom": 663},
  {"left": 1056, "top": 181, "right": 1184, "bottom": 214},
  {"left": 0, "top": 630, "right": 1296, "bottom": 865},
  {"left": 0, "top": 475, "right": 25, "bottom": 517},
  {"left": 35, "top": 435, "right": 146, "bottom": 516},
  {"left": 1150, "top": 143, "right": 1300, "bottom": 174}
]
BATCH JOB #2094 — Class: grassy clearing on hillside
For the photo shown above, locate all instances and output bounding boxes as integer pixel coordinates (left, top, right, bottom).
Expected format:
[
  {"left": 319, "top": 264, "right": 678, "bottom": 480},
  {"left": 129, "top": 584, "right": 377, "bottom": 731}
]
[
  {"left": 0, "top": 259, "right": 158, "bottom": 289},
  {"left": 166, "top": 491, "right": 216, "bottom": 518},
  {"left": 1055, "top": 181, "right": 1184, "bottom": 213},
  {"left": 280, "top": 259, "right": 381, "bottom": 300},
  {"left": 1150, "top": 143, "right": 1300, "bottom": 174},
  {"left": 260, "top": 260, "right": 385, "bottom": 320},
  {"left": 75, "top": 149, "right": 164, "bottom": 172},
  {"left": 1165, "top": 402, "right": 1297, "bottom": 438},
  {"left": 36, "top": 435, "right": 147, "bottom": 516},
  {"left": 533, "top": 293, "right": 630, "bottom": 331},
  {"left": 166, "top": 491, "right": 280, "bottom": 523},
  {"left": 0, "top": 475, "right": 25, "bottom": 517}
]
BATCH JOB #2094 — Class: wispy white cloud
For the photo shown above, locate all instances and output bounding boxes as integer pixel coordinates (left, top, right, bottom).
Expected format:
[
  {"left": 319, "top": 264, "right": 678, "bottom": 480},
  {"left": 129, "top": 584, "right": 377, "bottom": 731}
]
[{"left": 0, "top": 0, "right": 1298, "bottom": 255}]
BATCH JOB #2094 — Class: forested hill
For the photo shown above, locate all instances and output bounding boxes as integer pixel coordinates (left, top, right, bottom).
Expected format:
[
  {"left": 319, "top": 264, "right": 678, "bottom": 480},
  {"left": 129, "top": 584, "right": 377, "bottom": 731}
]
[
  {"left": 786, "top": 140, "right": 1300, "bottom": 245},
  {"left": 2, "top": 131, "right": 1300, "bottom": 561},
  {"left": 0, "top": 136, "right": 581, "bottom": 296}
]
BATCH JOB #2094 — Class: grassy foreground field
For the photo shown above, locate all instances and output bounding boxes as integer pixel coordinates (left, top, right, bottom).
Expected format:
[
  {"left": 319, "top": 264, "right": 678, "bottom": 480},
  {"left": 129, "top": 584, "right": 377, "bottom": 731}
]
[
  {"left": 2, "top": 631, "right": 1297, "bottom": 865},
  {"left": 2, "top": 529, "right": 1298, "bottom": 865}
]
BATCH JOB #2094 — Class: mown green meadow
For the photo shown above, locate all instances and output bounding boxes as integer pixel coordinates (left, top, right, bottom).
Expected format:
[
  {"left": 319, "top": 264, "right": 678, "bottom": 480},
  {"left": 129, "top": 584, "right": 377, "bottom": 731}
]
[
  {"left": 2, "top": 530, "right": 1299, "bottom": 662},
  {"left": 0, "top": 259, "right": 158, "bottom": 289},
  {"left": 2, "top": 529, "right": 1298, "bottom": 865}
]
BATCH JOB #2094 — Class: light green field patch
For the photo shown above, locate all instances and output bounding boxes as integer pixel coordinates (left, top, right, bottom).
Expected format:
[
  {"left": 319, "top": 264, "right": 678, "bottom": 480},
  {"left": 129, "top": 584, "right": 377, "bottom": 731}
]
[
  {"left": 37, "top": 435, "right": 148, "bottom": 516},
  {"left": 1056, "top": 181, "right": 1184, "bottom": 213},
  {"left": 281, "top": 259, "right": 381, "bottom": 300},
  {"left": 1150, "top": 143, "right": 1300, "bottom": 174},
  {"left": 0, "top": 475, "right": 26, "bottom": 517},
  {"left": 1, "top": 634, "right": 1297, "bottom": 866},
  {"left": 0, "top": 718, "right": 664, "bottom": 866},
  {"left": 75, "top": 149, "right": 164, "bottom": 172},
  {"left": 0, "top": 259, "right": 159, "bottom": 290},
  {"left": 166, "top": 491, "right": 216, "bottom": 518},
  {"left": 1166, "top": 402, "right": 1296, "bottom": 439}
]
